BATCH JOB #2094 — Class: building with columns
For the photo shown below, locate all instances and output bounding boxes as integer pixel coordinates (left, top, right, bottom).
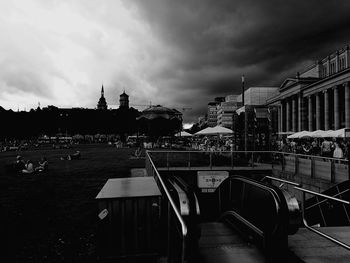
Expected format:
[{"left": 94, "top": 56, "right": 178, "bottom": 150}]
[{"left": 267, "top": 44, "right": 350, "bottom": 133}]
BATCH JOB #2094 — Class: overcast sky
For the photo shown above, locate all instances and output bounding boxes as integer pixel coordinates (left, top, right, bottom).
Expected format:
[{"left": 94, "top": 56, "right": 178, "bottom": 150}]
[{"left": 1, "top": 0, "right": 350, "bottom": 123}]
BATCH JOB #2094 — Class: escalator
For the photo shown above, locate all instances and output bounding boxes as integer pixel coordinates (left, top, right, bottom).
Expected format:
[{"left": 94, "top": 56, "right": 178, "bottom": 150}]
[{"left": 166, "top": 175, "right": 302, "bottom": 262}]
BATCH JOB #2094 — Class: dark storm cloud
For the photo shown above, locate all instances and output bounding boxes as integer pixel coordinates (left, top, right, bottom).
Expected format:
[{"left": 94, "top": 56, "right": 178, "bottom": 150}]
[{"left": 126, "top": 0, "right": 350, "bottom": 122}]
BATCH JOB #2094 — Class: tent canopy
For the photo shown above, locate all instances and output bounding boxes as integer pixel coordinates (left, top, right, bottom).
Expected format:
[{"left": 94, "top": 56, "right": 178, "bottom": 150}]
[{"left": 195, "top": 126, "right": 233, "bottom": 135}]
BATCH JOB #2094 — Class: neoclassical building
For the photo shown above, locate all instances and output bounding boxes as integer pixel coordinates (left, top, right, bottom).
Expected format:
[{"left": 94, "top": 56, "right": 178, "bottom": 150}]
[{"left": 267, "top": 45, "right": 350, "bottom": 133}]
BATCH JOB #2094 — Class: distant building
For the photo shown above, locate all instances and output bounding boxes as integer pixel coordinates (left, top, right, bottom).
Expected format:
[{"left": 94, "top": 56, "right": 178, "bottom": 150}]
[
  {"left": 119, "top": 91, "right": 129, "bottom": 109},
  {"left": 267, "top": 44, "right": 350, "bottom": 133},
  {"left": 217, "top": 95, "right": 242, "bottom": 128},
  {"left": 234, "top": 87, "right": 279, "bottom": 150},
  {"left": 237, "top": 87, "right": 278, "bottom": 106},
  {"left": 207, "top": 97, "right": 225, "bottom": 127},
  {"left": 97, "top": 85, "right": 108, "bottom": 110}
]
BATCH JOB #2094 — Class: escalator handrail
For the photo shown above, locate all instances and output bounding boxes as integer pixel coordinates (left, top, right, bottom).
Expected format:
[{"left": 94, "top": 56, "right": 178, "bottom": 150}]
[
  {"left": 219, "top": 210, "right": 264, "bottom": 238},
  {"left": 145, "top": 151, "right": 188, "bottom": 262},
  {"left": 231, "top": 176, "right": 283, "bottom": 219},
  {"left": 260, "top": 176, "right": 350, "bottom": 250},
  {"left": 223, "top": 176, "right": 289, "bottom": 246}
]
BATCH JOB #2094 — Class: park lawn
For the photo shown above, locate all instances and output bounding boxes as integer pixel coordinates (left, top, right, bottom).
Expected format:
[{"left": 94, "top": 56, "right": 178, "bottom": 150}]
[{"left": 0, "top": 144, "right": 145, "bottom": 262}]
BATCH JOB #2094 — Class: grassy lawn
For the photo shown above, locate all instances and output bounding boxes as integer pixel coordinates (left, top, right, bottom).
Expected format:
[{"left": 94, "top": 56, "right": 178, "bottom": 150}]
[{"left": 0, "top": 144, "right": 145, "bottom": 262}]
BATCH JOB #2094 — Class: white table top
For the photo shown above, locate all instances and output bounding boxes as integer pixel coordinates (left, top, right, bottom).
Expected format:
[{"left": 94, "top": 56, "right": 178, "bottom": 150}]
[{"left": 96, "top": 177, "right": 161, "bottom": 199}]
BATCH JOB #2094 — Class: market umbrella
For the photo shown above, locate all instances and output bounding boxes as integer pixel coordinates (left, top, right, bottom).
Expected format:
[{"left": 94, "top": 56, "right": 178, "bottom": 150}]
[
  {"left": 331, "top": 128, "right": 346, "bottom": 138},
  {"left": 310, "top": 130, "right": 326, "bottom": 138},
  {"left": 321, "top": 130, "right": 335, "bottom": 138},
  {"left": 176, "top": 131, "right": 192, "bottom": 137},
  {"left": 195, "top": 126, "right": 233, "bottom": 135}
]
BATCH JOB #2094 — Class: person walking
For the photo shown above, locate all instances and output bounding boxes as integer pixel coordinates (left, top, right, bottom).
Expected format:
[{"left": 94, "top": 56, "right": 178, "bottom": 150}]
[{"left": 333, "top": 142, "right": 344, "bottom": 159}]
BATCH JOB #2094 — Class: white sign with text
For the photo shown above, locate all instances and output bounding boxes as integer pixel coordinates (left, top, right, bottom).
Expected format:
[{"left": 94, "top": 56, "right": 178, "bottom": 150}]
[{"left": 197, "top": 171, "right": 229, "bottom": 189}]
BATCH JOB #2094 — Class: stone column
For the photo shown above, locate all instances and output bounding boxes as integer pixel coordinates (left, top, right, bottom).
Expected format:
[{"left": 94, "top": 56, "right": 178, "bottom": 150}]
[
  {"left": 308, "top": 96, "right": 313, "bottom": 131},
  {"left": 334, "top": 86, "right": 340, "bottom": 129},
  {"left": 286, "top": 99, "right": 291, "bottom": 132},
  {"left": 324, "top": 90, "right": 329, "bottom": 130},
  {"left": 298, "top": 94, "right": 303, "bottom": 131},
  {"left": 278, "top": 105, "right": 282, "bottom": 133},
  {"left": 345, "top": 82, "right": 350, "bottom": 128},
  {"left": 316, "top": 92, "right": 321, "bottom": 130},
  {"left": 292, "top": 96, "right": 297, "bottom": 132}
]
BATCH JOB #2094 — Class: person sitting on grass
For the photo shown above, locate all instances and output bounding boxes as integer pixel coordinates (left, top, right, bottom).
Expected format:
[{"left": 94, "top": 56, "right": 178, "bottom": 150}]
[
  {"left": 35, "top": 157, "right": 48, "bottom": 172},
  {"left": 22, "top": 160, "right": 34, "bottom": 174},
  {"left": 61, "top": 150, "right": 81, "bottom": 160},
  {"left": 14, "top": 155, "right": 26, "bottom": 172}
]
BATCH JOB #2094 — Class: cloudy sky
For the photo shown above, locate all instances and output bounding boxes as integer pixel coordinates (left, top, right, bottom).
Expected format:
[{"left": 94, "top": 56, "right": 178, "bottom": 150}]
[{"left": 1, "top": 0, "right": 350, "bottom": 122}]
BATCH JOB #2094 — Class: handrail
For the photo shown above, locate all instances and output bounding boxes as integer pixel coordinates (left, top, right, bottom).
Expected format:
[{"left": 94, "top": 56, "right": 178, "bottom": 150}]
[
  {"left": 306, "top": 189, "right": 350, "bottom": 210},
  {"left": 293, "top": 186, "right": 350, "bottom": 250},
  {"left": 148, "top": 150, "right": 347, "bottom": 162},
  {"left": 294, "top": 187, "right": 350, "bottom": 205},
  {"left": 145, "top": 151, "right": 188, "bottom": 262},
  {"left": 219, "top": 210, "right": 264, "bottom": 238},
  {"left": 147, "top": 150, "right": 346, "bottom": 159},
  {"left": 280, "top": 151, "right": 348, "bottom": 163},
  {"left": 262, "top": 176, "right": 302, "bottom": 187}
]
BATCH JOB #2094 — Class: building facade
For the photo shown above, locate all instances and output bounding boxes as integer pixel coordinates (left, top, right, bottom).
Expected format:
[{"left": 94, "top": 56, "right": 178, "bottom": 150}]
[
  {"left": 207, "top": 97, "right": 225, "bottom": 127},
  {"left": 217, "top": 95, "right": 241, "bottom": 128},
  {"left": 234, "top": 87, "right": 279, "bottom": 150},
  {"left": 267, "top": 45, "right": 350, "bottom": 133}
]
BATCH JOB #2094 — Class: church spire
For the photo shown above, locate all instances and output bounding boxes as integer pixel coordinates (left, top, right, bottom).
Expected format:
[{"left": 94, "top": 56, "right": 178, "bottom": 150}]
[{"left": 97, "top": 84, "right": 107, "bottom": 110}]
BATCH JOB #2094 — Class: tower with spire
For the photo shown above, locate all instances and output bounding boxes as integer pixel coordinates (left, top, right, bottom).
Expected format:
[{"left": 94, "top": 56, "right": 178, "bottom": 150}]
[
  {"left": 97, "top": 85, "right": 108, "bottom": 110},
  {"left": 119, "top": 89, "right": 129, "bottom": 109}
]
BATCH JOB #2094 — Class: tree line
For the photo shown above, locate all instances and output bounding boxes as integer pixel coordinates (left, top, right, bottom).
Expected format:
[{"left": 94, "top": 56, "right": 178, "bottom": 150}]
[{"left": 0, "top": 106, "right": 140, "bottom": 139}]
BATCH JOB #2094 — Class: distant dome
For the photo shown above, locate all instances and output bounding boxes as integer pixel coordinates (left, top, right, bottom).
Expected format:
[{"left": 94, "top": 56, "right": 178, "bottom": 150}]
[{"left": 138, "top": 105, "right": 182, "bottom": 120}]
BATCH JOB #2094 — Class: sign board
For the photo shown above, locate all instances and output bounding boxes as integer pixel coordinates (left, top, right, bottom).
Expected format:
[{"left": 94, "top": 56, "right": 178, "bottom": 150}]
[{"left": 197, "top": 171, "right": 229, "bottom": 193}]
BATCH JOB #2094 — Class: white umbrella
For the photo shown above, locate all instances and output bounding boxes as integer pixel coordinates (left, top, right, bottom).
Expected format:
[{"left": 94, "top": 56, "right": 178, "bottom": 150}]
[
  {"left": 310, "top": 130, "right": 326, "bottom": 138},
  {"left": 332, "top": 128, "right": 346, "bottom": 138},
  {"left": 194, "top": 127, "right": 213, "bottom": 135},
  {"left": 321, "top": 130, "right": 335, "bottom": 138},
  {"left": 176, "top": 131, "right": 193, "bottom": 137},
  {"left": 288, "top": 131, "right": 297, "bottom": 138},
  {"left": 288, "top": 131, "right": 313, "bottom": 139},
  {"left": 195, "top": 126, "right": 233, "bottom": 135}
]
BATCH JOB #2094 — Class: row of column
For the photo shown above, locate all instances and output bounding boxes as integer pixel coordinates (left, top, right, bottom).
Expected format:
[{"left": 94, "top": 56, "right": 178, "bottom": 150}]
[{"left": 281, "top": 82, "right": 350, "bottom": 132}]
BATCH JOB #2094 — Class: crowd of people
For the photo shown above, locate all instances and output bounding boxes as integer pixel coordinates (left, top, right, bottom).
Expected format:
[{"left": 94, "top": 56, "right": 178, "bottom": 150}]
[
  {"left": 9, "top": 155, "right": 48, "bottom": 174},
  {"left": 278, "top": 138, "right": 349, "bottom": 159}
]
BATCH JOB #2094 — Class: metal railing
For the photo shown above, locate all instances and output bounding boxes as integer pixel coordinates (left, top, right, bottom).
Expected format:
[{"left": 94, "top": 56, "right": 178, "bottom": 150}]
[
  {"left": 147, "top": 150, "right": 348, "bottom": 183},
  {"left": 145, "top": 151, "right": 188, "bottom": 263},
  {"left": 264, "top": 176, "right": 350, "bottom": 251},
  {"left": 148, "top": 150, "right": 277, "bottom": 170},
  {"left": 274, "top": 152, "right": 349, "bottom": 182}
]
